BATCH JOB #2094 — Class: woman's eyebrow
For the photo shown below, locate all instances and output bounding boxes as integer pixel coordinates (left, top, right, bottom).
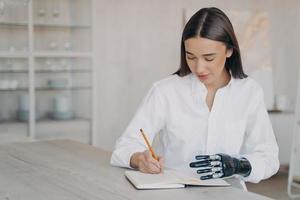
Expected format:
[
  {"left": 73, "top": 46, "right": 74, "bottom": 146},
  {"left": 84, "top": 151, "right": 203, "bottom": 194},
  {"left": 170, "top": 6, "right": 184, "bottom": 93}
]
[
  {"left": 185, "top": 51, "right": 195, "bottom": 55},
  {"left": 202, "top": 53, "right": 216, "bottom": 56},
  {"left": 186, "top": 51, "right": 216, "bottom": 57}
]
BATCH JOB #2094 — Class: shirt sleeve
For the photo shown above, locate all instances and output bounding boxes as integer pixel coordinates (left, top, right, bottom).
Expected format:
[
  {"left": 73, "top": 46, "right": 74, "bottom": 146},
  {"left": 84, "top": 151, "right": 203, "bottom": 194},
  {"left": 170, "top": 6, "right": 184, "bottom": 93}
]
[
  {"left": 110, "top": 84, "right": 166, "bottom": 168},
  {"left": 240, "top": 86, "right": 280, "bottom": 183}
]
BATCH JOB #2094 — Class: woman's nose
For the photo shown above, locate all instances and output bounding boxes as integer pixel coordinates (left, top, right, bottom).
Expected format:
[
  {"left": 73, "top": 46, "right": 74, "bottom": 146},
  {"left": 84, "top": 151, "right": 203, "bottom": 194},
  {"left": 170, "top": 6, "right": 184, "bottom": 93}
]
[{"left": 195, "top": 60, "right": 206, "bottom": 73}]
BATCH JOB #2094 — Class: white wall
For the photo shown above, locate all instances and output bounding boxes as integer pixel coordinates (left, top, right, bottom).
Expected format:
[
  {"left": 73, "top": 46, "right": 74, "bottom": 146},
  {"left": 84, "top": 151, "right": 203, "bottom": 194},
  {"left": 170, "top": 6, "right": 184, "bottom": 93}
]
[
  {"left": 93, "top": 0, "right": 182, "bottom": 149},
  {"left": 93, "top": 0, "right": 300, "bottom": 150}
]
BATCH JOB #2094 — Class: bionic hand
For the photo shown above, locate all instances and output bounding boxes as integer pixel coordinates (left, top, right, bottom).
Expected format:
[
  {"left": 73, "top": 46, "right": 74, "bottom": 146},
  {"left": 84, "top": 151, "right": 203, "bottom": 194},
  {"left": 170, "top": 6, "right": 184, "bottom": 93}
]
[{"left": 189, "top": 153, "right": 252, "bottom": 180}]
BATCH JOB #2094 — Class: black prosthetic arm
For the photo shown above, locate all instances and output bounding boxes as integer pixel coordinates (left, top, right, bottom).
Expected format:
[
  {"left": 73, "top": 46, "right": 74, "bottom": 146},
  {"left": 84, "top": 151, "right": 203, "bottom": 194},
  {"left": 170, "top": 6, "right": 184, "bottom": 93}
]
[{"left": 189, "top": 153, "right": 252, "bottom": 180}]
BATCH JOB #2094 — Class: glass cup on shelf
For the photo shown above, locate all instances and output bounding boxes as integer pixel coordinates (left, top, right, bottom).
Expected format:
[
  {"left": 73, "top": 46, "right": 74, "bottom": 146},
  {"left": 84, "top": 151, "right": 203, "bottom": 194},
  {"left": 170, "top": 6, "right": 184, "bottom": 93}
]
[
  {"left": 5, "top": 58, "right": 13, "bottom": 69},
  {"left": 0, "top": 1, "right": 5, "bottom": 21},
  {"left": 9, "top": 80, "right": 18, "bottom": 90},
  {"left": 45, "top": 59, "right": 57, "bottom": 71},
  {"left": 18, "top": 94, "right": 29, "bottom": 111},
  {"left": 22, "top": 46, "right": 28, "bottom": 52},
  {"left": 8, "top": 46, "right": 16, "bottom": 52},
  {"left": 38, "top": 8, "right": 46, "bottom": 24},
  {"left": 52, "top": 95, "right": 74, "bottom": 120},
  {"left": 45, "top": 59, "right": 51, "bottom": 67},
  {"left": 0, "top": 80, "right": 9, "bottom": 90},
  {"left": 60, "top": 58, "right": 67, "bottom": 70},
  {"left": 0, "top": 59, "right": 3, "bottom": 71},
  {"left": 23, "top": 0, "right": 28, "bottom": 6},
  {"left": 52, "top": 8, "right": 60, "bottom": 24},
  {"left": 48, "top": 41, "right": 57, "bottom": 50},
  {"left": 0, "top": 109, "right": 10, "bottom": 121},
  {"left": 60, "top": 58, "right": 72, "bottom": 70},
  {"left": 274, "top": 95, "right": 289, "bottom": 111},
  {"left": 63, "top": 42, "right": 72, "bottom": 51},
  {"left": 51, "top": 63, "right": 58, "bottom": 71},
  {"left": 52, "top": 9, "right": 60, "bottom": 17}
]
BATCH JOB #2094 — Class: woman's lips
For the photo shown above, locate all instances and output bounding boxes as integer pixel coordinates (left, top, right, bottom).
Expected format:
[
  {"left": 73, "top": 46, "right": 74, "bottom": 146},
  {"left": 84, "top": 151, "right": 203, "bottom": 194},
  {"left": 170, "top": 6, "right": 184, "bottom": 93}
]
[{"left": 198, "top": 74, "right": 210, "bottom": 80}]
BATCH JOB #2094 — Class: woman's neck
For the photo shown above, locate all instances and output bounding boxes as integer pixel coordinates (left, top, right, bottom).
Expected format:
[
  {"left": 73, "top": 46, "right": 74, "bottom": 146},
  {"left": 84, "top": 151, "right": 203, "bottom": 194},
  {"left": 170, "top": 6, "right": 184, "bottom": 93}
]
[{"left": 205, "top": 70, "right": 231, "bottom": 92}]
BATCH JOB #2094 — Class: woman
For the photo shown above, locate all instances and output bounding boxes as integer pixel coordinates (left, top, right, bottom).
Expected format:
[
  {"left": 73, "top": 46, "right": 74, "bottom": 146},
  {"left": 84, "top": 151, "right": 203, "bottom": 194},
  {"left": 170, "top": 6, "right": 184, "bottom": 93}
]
[{"left": 110, "top": 7, "right": 279, "bottom": 188}]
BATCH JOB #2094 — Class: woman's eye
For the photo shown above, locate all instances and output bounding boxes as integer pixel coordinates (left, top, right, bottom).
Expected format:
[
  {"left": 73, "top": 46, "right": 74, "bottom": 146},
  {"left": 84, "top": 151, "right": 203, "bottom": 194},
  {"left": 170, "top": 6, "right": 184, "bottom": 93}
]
[
  {"left": 187, "top": 57, "right": 196, "bottom": 60},
  {"left": 205, "top": 57, "right": 214, "bottom": 62}
]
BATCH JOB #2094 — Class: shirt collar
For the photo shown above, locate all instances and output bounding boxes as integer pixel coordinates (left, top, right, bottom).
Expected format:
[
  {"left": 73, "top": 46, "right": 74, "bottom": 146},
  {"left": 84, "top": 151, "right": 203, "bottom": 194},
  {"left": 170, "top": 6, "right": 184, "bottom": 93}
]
[{"left": 189, "top": 73, "right": 235, "bottom": 95}]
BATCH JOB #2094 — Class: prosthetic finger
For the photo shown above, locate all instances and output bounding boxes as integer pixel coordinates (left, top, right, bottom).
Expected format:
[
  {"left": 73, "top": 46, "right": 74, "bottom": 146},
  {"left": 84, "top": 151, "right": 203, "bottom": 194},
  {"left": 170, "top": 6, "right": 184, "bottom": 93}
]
[
  {"left": 189, "top": 160, "right": 211, "bottom": 168},
  {"left": 195, "top": 155, "right": 221, "bottom": 161},
  {"left": 200, "top": 171, "right": 224, "bottom": 180},
  {"left": 197, "top": 167, "right": 222, "bottom": 174},
  {"left": 190, "top": 160, "right": 222, "bottom": 168},
  {"left": 197, "top": 167, "right": 212, "bottom": 174}
]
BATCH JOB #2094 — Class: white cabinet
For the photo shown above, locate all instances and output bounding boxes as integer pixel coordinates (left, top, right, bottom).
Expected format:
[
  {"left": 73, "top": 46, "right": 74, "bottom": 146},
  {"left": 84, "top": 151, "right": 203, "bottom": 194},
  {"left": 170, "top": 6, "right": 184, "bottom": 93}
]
[
  {"left": 269, "top": 111, "right": 295, "bottom": 165},
  {"left": 288, "top": 69, "right": 300, "bottom": 198},
  {"left": 0, "top": 0, "right": 95, "bottom": 144}
]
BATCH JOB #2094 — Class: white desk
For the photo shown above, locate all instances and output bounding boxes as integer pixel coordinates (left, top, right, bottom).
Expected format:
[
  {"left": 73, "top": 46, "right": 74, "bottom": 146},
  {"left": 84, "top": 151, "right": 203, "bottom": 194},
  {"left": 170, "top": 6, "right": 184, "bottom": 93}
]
[{"left": 0, "top": 140, "right": 273, "bottom": 200}]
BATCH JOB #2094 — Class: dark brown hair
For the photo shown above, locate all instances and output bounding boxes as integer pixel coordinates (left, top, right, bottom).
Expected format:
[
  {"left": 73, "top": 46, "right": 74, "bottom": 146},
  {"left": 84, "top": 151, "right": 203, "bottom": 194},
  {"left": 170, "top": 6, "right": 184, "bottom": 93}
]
[{"left": 175, "top": 7, "right": 247, "bottom": 79}]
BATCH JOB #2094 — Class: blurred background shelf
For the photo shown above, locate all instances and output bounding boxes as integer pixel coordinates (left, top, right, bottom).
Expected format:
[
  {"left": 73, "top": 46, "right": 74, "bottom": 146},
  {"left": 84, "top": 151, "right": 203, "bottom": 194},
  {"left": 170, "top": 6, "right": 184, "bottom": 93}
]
[
  {"left": 0, "top": 0, "right": 94, "bottom": 145},
  {"left": 0, "top": 87, "right": 91, "bottom": 91},
  {"left": 34, "top": 52, "right": 92, "bottom": 58},
  {"left": 0, "top": 53, "right": 29, "bottom": 58},
  {"left": 0, "top": 69, "right": 91, "bottom": 73},
  {"left": 35, "top": 69, "right": 91, "bottom": 73},
  {"left": 36, "top": 86, "right": 92, "bottom": 91},
  {"left": 0, "top": 70, "right": 28, "bottom": 73},
  {"left": 33, "top": 23, "right": 91, "bottom": 28},
  {"left": 0, "top": 22, "right": 28, "bottom": 26}
]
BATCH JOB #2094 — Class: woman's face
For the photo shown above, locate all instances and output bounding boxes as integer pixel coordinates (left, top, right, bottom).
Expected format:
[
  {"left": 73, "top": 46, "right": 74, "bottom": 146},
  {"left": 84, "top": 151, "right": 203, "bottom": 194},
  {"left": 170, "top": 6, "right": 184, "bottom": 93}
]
[{"left": 184, "top": 37, "right": 232, "bottom": 87}]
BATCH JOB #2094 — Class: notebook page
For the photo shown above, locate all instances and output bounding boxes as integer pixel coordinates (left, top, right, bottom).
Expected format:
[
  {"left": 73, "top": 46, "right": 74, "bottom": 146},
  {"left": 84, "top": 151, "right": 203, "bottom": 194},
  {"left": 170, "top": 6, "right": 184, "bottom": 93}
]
[
  {"left": 125, "top": 170, "right": 185, "bottom": 189},
  {"left": 173, "top": 171, "right": 230, "bottom": 186}
]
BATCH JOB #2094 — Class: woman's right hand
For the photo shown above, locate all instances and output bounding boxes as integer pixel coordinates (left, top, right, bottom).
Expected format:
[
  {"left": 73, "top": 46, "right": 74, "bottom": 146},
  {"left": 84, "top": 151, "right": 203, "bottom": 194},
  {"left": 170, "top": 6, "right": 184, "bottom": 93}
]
[{"left": 130, "top": 150, "right": 164, "bottom": 174}]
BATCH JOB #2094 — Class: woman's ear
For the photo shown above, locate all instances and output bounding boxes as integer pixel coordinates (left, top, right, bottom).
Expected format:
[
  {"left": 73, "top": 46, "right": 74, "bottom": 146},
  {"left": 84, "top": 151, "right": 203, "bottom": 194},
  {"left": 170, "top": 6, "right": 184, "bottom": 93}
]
[{"left": 226, "top": 48, "right": 233, "bottom": 58}]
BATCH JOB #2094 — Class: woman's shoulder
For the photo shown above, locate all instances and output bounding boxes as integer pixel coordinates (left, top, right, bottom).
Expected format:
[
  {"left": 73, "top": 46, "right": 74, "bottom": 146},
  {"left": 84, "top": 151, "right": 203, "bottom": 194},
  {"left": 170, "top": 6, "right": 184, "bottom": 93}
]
[
  {"left": 152, "top": 74, "right": 190, "bottom": 90},
  {"left": 233, "top": 76, "right": 263, "bottom": 94}
]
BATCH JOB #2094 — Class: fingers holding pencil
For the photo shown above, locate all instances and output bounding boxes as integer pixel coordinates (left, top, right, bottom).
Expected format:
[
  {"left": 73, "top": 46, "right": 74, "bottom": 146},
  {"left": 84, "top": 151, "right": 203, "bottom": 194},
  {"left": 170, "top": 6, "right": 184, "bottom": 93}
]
[
  {"left": 139, "top": 150, "right": 164, "bottom": 174},
  {"left": 129, "top": 129, "right": 164, "bottom": 174}
]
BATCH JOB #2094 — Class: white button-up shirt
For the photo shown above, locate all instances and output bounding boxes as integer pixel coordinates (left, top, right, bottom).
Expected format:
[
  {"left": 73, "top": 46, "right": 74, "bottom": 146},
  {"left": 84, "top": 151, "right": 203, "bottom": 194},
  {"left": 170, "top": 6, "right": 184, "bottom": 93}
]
[{"left": 110, "top": 73, "right": 279, "bottom": 183}]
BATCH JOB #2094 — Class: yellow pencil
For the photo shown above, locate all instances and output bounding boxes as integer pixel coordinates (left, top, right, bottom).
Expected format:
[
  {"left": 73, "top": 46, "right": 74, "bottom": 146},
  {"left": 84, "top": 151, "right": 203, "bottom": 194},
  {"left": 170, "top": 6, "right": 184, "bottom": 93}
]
[{"left": 140, "top": 129, "right": 158, "bottom": 161}]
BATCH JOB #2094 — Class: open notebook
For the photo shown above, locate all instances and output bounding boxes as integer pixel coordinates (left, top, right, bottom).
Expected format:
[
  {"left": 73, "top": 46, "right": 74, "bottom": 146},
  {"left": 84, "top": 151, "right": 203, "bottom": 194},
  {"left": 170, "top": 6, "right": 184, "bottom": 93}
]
[{"left": 125, "top": 170, "right": 230, "bottom": 189}]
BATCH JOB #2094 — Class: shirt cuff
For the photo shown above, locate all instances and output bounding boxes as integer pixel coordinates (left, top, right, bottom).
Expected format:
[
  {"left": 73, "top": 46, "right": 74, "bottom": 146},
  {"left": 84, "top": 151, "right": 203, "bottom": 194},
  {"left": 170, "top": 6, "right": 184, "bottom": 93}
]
[
  {"left": 110, "top": 146, "right": 146, "bottom": 169},
  {"left": 240, "top": 154, "right": 266, "bottom": 183}
]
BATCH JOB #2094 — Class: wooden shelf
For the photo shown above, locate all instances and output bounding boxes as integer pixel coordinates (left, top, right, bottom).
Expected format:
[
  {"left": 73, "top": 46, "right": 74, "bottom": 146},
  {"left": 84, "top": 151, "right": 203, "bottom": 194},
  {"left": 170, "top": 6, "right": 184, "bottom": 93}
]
[
  {"left": 0, "top": 88, "right": 28, "bottom": 92},
  {"left": 0, "top": 69, "right": 90, "bottom": 73},
  {"left": 0, "top": 86, "right": 91, "bottom": 92},
  {"left": 34, "top": 23, "right": 91, "bottom": 28},
  {"left": 268, "top": 110, "right": 294, "bottom": 114},
  {"left": 35, "top": 69, "right": 91, "bottom": 73},
  {"left": 0, "top": 52, "right": 29, "bottom": 58},
  {"left": 0, "top": 21, "right": 28, "bottom": 27},
  {"left": 0, "top": 118, "right": 90, "bottom": 125},
  {"left": 0, "top": 22, "right": 91, "bottom": 28},
  {"left": 0, "top": 70, "right": 28, "bottom": 73},
  {"left": 34, "top": 52, "right": 92, "bottom": 58},
  {"left": 0, "top": 120, "right": 28, "bottom": 124},
  {"left": 36, "top": 86, "right": 91, "bottom": 91},
  {"left": 37, "top": 117, "right": 90, "bottom": 123}
]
